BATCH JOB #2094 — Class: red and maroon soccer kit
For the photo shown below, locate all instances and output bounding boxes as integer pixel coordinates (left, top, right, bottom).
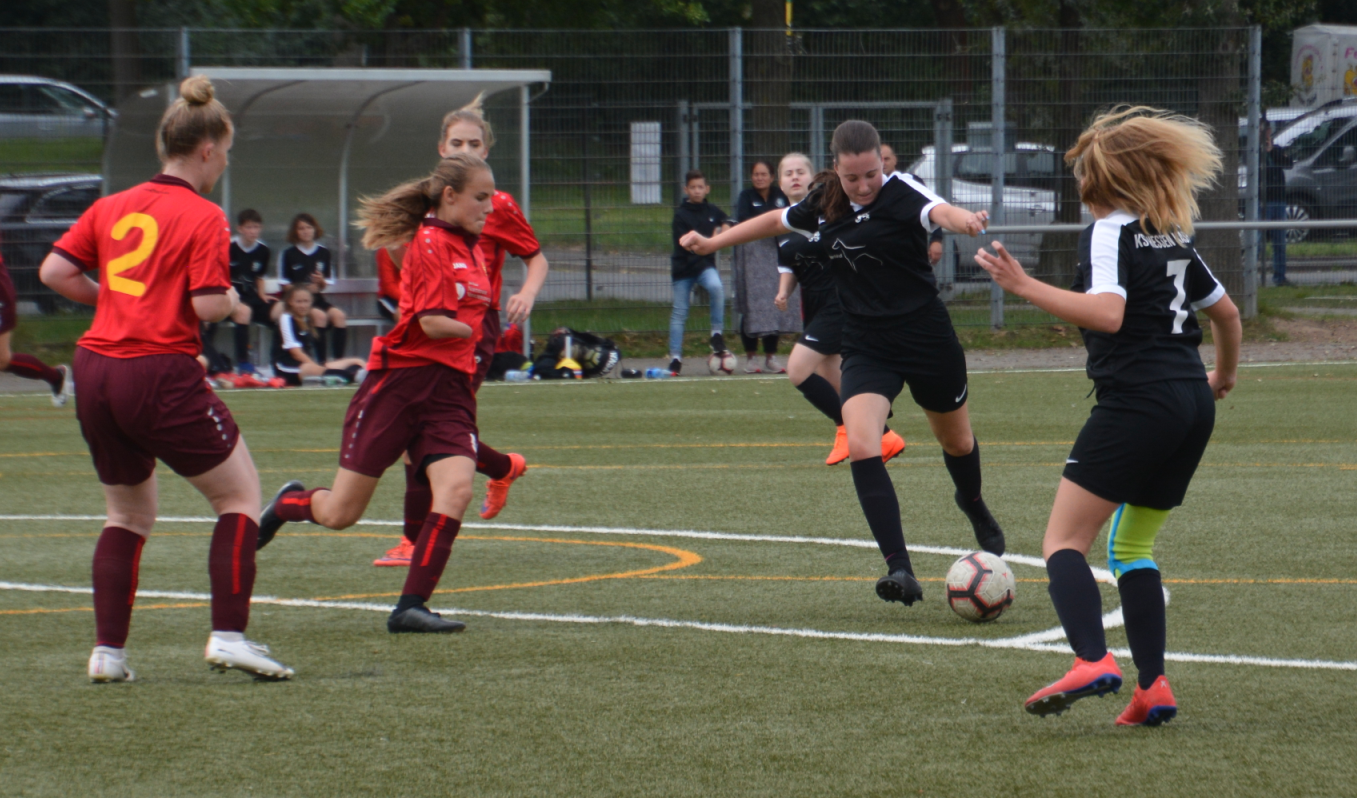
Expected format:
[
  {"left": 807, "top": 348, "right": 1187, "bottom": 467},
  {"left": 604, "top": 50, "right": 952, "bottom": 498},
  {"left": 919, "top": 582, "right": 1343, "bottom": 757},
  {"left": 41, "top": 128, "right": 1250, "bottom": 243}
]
[
  {"left": 52, "top": 174, "right": 256, "bottom": 645},
  {"left": 471, "top": 190, "right": 540, "bottom": 391}
]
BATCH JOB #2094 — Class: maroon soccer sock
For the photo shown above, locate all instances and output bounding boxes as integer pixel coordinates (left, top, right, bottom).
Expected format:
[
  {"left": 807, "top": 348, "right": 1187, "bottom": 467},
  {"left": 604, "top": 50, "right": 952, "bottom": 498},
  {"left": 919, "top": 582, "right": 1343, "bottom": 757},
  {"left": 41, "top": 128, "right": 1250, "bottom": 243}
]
[
  {"left": 476, "top": 443, "right": 513, "bottom": 480},
  {"left": 401, "top": 513, "right": 461, "bottom": 601},
  {"left": 4, "top": 353, "right": 63, "bottom": 390},
  {"left": 208, "top": 513, "right": 259, "bottom": 633},
  {"left": 403, "top": 461, "right": 433, "bottom": 544},
  {"left": 275, "top": 488, "right": 325, "bottom": 523},
  {"left": 92, "top": 527, "right": 145, "bottom": 648}
]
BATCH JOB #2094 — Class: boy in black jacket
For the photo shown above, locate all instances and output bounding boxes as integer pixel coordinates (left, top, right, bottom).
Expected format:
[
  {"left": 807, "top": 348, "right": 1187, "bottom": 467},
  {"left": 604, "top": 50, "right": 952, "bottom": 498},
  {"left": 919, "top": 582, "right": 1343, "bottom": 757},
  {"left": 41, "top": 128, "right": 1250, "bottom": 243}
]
[{"left": 669, "top": 170, "right": 731, "bottom": 372}]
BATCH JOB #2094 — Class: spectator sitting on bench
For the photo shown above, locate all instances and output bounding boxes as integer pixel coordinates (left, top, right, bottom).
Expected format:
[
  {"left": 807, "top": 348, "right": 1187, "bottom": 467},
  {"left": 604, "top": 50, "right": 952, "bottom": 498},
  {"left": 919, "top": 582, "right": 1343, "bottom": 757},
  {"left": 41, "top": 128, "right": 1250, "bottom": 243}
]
[
  {"left": 221, "top": 208, "right": 277, "bottom": 374},
  {"left": 272, "top": 213, "right": 348, "bottom": 359},
  {"left": 272, "top": 284, "right": 365, "bottom": 387}
]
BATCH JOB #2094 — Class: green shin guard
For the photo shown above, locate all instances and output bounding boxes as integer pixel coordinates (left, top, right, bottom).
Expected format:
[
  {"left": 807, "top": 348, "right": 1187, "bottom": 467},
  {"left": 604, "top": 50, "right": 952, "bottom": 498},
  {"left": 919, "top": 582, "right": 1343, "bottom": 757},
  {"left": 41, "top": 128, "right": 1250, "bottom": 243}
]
[{"left": 1107, "top": 504, "right": 1170, "bottom": 579}]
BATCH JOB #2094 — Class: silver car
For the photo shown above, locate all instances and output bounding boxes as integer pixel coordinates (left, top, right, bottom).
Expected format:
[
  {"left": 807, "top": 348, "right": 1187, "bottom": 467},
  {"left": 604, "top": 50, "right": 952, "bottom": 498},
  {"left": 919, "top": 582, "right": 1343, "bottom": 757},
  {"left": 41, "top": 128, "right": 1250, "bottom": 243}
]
[{"left": 0, "top": 75, "right": 115, "bottom": 141}]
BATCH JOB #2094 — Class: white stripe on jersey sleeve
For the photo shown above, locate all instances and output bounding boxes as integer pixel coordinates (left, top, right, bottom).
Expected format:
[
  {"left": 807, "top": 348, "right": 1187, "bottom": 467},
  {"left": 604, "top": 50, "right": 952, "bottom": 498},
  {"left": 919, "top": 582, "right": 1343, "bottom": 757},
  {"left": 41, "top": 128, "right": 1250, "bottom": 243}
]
[
  {"left": 898, "top": 173, "right": 946, "bottom": 232},
  {"left": 1086, "top": 214, "right": 1131, "bottom": 299},
  {"left": 279, "top": 313, "right": 302, "bottom": 351},
  {"left": 780, "top": 204, "right": 816, "bottom": 238},
  {"left": 1188, "top": 248, "right": 1227, "bottom": 310},
  {"left": 777, "top": 266, "right": 794, "bottom": 275}
]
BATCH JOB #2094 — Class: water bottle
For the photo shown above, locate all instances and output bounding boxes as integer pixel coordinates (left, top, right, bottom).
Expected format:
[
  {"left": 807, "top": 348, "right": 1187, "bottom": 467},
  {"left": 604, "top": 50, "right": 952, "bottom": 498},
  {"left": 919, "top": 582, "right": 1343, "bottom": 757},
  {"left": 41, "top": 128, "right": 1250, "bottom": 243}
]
[
  {"left": 644, "top": 367, "right": 673, "bottom": 379},
  {"left": 321, "top": 375, "right": 346, "bottom": 387},
  {"left": 505, "top": 370, "right": 533, "bottom": 382}
]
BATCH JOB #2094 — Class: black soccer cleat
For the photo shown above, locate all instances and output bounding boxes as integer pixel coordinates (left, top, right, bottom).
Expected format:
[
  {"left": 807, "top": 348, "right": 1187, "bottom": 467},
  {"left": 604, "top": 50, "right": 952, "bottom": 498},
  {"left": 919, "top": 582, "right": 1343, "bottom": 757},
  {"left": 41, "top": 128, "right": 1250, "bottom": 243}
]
[
  {"left": 875, "top": 569, "right": 924, "bottom": 606},
  {"left": 668, "top": 357, "right": 683, "bottom": 375},
  {"left": 710, "top": 332, "right": 727, "bottom": 354},
  {"left": 388, "top": 605, "right": 467, "bottom": 634},
  {"left": 956, "top": 492, "right": 1005, "bottom": 556},
  {"left": 257, "top": 480, "right": 305, "bottom": 551}
]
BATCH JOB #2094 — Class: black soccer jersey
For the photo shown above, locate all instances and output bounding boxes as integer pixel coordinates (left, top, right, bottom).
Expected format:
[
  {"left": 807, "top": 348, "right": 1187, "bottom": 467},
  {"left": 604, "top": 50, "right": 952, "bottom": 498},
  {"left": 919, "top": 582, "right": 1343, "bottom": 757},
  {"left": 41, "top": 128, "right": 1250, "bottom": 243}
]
[
  {"left": 782, "top": 173, "right": 945, "bottom": 319},
  {"left": 1071, "top": 211, "right": 1226, "bottom": 388},
  {"left": 272, "top": 312, "right": 315, "bottom": 373},
  {"left": 776, "top": 199, "right": 834, "bottom": 297},
  {"left": 229, "top": 237, "right": 270, "bottom": 298},
  {"left": 278, "top": 243, "right": 332, "bottom": 287}
]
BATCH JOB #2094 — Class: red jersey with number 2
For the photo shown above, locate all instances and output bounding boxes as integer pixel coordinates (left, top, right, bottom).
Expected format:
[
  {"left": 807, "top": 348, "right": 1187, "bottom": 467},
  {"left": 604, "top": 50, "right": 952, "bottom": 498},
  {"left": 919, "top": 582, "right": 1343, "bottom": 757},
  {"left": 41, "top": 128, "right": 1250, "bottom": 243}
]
[
  {"left": 367, "top": 217, "right": 491, "bottom": 374},
  {"left": 53, "top": 175, "right": 231, "bottom": 359},
  {"left": 478, "top": 191, "right": 541, "bottom": 310}
]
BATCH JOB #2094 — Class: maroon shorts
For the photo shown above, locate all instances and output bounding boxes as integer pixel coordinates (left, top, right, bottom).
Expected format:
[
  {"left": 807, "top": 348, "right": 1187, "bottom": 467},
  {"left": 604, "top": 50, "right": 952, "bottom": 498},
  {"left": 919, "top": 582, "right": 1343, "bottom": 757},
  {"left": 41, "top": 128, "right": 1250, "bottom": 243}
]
[
  {"left": 0, "top": 263, "right": 17, "bottom": 335},
  {"left": 340, "top": 363, "right": 479, "bottom": 478},
  {"left": 471, "top": 311, "right": 501, "bottom": 393},
  {"left": 73, "top": 348, "right": 240, "bottom": 485}
]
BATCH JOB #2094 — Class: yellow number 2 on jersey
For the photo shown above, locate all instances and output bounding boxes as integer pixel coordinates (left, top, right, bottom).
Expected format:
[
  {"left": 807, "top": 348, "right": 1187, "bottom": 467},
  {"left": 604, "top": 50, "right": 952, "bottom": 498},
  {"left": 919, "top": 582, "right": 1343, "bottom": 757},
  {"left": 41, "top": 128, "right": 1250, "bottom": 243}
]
[{"left": 107, "top": 212, "right": 159, "bottom": 297}]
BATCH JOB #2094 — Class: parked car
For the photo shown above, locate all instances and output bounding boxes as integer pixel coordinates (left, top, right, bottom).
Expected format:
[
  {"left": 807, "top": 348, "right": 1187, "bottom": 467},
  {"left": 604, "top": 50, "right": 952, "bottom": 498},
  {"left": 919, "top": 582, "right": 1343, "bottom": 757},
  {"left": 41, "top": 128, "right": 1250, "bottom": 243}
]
[
  {"left": 0, "top": 173, "right": 102, "bottom": 313},
  {"left": 1270, "top": 98, "right": 1357, "bottom": 242},
  {"left": 0, "top": 75, "right": 115, "bottom": 141},
  {"left": 908, "top": 143, "right": 1081, "bottom": 280}
]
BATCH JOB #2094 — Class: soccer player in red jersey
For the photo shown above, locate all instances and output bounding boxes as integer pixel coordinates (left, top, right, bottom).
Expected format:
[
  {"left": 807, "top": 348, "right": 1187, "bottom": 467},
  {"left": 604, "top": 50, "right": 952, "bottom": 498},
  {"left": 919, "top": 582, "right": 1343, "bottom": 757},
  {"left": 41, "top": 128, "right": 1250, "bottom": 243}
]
[
  {"left": 0, "top": 247, "right": 71, "bottom": 406},
  {"left": 373, "top": 95, "right": 548, "bottom": 568},
  {"left": 38, "top": 76, "right": 293, "bottom": 682},
  {"left": 261, "top": 154, "right": 495, "bottom": 633}
]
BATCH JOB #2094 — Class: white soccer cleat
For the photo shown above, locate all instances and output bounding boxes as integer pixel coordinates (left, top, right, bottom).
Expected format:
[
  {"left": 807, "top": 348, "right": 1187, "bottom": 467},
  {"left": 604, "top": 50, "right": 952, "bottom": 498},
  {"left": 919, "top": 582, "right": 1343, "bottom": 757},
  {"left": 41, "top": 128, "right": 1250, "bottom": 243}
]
[
  {"left": 52, "top": 364, "right": 72, "bottom": 407},
  {"left": 205, "top": 632, "right": 295, "bottom": 681},
  {"left": 88, "top": 645, "right": 135, "bottom": 683}
]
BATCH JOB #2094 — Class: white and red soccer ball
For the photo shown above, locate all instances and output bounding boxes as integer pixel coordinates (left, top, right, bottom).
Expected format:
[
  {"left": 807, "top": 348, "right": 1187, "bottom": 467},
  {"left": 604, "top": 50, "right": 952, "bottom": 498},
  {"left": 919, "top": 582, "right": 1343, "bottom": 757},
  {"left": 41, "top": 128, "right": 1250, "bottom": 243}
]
[
  {"left": 706, "top": 351, "right": 737, "bottom": 376},
  {"left": 945, "top": 551, "right": 1016, "bottom": 623}
]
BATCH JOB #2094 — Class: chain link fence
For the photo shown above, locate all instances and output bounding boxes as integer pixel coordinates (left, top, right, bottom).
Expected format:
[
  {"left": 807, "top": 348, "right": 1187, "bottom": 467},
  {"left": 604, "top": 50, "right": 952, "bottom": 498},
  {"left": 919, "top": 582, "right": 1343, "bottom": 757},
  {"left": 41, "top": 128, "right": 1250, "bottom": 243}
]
[{"left": 3, "top": 26, "right": 1352, "bottom": 340}]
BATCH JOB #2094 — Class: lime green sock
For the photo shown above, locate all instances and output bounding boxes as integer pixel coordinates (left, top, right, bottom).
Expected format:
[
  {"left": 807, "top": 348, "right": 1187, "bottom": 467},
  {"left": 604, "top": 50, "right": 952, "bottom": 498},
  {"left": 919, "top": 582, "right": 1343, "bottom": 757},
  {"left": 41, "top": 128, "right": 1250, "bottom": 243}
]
[{"left": 1107, "top": 504, "right": 1170, "bottom": 579}]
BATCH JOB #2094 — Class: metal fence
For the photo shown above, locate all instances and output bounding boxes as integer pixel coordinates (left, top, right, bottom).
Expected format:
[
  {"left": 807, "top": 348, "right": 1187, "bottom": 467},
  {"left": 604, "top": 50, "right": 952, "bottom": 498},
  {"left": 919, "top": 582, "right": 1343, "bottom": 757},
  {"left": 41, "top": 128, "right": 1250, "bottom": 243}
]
[{"left": 2, "top": 26, "right": 1354, "bottom": 338}]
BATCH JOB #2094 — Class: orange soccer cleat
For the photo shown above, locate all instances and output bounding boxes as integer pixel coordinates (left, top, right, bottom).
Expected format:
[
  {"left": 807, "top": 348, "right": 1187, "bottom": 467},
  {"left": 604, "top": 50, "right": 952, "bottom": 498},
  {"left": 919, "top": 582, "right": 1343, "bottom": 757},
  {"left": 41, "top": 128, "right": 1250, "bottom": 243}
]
[
  {"left": 373, "top": 538, "right": 415, "bottom": 567},
  {"left": 1025, "top": 652, "right": 1123, "bottom": 717},
  {"left": 826, "top": 426, "right": 850, "bottom": 466},
  {"left": 479, "top": 453, "right": 527, "bottom": 520},
  {"left": 1115, "top": 675, "right": 1177, "bottom": 727},
  {"left": 881, "top": 429, "right": 906, "bottom": 463}
]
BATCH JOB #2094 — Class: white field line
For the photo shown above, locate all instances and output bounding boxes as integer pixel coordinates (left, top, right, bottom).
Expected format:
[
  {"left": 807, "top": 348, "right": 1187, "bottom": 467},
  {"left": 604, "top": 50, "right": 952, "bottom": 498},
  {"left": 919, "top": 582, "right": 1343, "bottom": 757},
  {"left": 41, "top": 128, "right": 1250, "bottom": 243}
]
[{"left": 0, "top": 580, "right": 1351, "bottom": 671}]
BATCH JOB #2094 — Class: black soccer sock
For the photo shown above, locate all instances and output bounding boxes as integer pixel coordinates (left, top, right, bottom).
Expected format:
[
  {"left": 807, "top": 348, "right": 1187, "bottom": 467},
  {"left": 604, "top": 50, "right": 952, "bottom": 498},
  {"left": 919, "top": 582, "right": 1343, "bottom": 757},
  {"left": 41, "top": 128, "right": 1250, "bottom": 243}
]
[
  {"left": 233, "top": 323, "right": 251, "bottom": 365},
  {"left": 943, "top": 437, "right": 982, "bottom": 503},
  {"left": 313, "top": 329, "right": 328, "bottom": 364},
  {"left": 1118, "top": 569, "right": 1167, "bottom": 689},
  {"left": 850, "top": 457, "right": 910, "bottom": 572},
  {"left": 330, "top": 326, "right": 348, "bottom": 360},
  {"left": 1045, "top": 549, "right": 1108, "bottom": 662},
  {"left": 794, "top": 373, "right": 843, "bottom": 425}
]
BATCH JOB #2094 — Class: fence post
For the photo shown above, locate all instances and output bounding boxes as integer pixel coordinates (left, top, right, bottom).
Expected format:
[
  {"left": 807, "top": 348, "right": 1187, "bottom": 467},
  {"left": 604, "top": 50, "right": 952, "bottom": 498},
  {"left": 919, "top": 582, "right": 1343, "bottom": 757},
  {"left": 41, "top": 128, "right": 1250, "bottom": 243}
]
[
  {"left": 176, "top": 27, "right": 190, "bottom": 80},
  {"left": 1243, "top": 25, "right": 1261, "bottom": 320},
  {"left": 934, "top": 97, "right": 955, "bottom": 300},
  {"left": 583, "top": 119, "right": 593, "bottom": 302},
  {"left": 990, "top": 27, "right": 1006, "bottom": 329},
  {"left": 460, "top": 28, "right": 472, "bottom": 69},
  {"left": 729, "top": 27, "right": 744, "bottom": 208},
  {"left": 677, "top": 99, "right": 690, "bottom": 204},
  {"left": 520, "top": 83, "right": 532, "bottom": 357},
  {"left": 810, "top": 105, "right": 824, "bottom": 170}
]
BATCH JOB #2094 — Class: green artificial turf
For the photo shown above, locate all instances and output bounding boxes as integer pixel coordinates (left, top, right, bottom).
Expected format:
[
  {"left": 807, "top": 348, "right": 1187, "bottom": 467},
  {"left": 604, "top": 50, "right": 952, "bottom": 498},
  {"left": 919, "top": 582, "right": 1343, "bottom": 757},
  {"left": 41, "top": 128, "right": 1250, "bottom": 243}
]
[{"left": 1, "top": 366, "right": 1355, "bottom": 797}]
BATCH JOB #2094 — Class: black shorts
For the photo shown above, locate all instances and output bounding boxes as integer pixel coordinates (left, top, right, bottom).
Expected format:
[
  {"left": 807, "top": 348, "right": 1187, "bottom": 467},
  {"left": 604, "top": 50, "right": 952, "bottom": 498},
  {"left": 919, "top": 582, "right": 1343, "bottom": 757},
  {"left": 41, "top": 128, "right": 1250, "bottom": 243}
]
[
  {"left": 797, "top": 290, "right": 842, "bottom": 356},
  {"left": 309, "top": 292, "right": 333, "bottom": 312},
  {"left": 839, "top": 298, "right": 969, "bottom": 414},
  {"left": 1063, "top": 379, "right": 1216, "bottom": 510},
  {"left": 238, "top": 291, "right": 273, "bottom": 324}
]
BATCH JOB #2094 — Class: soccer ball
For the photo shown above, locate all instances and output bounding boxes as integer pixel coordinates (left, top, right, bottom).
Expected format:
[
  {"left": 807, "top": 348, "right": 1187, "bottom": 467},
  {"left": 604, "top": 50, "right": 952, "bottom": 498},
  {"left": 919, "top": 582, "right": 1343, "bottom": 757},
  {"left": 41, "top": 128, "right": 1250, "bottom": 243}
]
[
  {"left": 707, "top": 351, "right": 736, "bottom": 375},
  {"left": 945, "top": 551, "right": 1015, "bottom": 623}
]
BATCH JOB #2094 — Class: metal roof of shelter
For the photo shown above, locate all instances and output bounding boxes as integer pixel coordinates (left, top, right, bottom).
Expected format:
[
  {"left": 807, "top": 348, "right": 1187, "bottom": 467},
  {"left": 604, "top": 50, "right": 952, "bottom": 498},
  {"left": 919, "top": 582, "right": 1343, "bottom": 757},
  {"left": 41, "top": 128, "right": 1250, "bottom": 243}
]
[{"left": 104, "top": 66, "right": 551, "bottom": 275}]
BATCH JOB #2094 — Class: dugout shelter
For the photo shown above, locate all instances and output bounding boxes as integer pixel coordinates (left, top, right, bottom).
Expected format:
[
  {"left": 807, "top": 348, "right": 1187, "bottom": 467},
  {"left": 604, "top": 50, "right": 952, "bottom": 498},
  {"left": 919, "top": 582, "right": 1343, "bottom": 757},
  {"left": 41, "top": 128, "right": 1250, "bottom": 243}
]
[{"left": 104, "top": 66, "right": 552, "bottom": 281}]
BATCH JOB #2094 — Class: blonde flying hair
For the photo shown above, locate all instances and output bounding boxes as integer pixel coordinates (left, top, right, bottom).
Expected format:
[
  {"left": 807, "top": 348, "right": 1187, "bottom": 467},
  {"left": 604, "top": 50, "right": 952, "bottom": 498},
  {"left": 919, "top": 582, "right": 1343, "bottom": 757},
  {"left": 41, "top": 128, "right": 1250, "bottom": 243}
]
[
  {"left": 157, "top": 75, "right": 233, "bottom": 164},
  {"left": 355, "top": 154, "right": 492, "bottom": 249},
  {"left": 1066, "top": 106, "right": 1222, "bottom": 237},
  {"left": 440, "top": 92, "right": 495, "bottom": 149}
]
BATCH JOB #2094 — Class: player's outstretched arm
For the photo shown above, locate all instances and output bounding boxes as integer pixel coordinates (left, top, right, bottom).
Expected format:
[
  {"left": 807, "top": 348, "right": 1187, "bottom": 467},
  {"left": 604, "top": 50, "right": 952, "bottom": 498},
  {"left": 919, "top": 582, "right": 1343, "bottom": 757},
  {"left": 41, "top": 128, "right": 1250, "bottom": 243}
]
[
  {"left": 974, "top": 241, "right": 1125, "bottom": 333},
  {"left": 680, "top": 211, "right": 787, "bottom": 256},
  {"left": 505, "top": 252, "right": 548, "bottom": 324},
  {"left": 930, "top": 204, "right": 989, "bottom": 237},
  {"left": 1202, "top": 294, "right": 1241, "bottom": 400},
  {"left": 39, "top": 251, "right": 100, "bottom": 305}
]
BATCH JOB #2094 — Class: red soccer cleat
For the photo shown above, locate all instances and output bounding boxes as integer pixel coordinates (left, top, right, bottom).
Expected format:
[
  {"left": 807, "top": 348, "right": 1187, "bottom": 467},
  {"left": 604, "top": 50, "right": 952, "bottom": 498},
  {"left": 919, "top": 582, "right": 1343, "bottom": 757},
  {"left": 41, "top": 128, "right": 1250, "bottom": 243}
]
[
  {"left": 373, "top": 538, "right": 415, "bottom": 567},
  {"left": 1025, "top": 652, "right": 1123, "bottom": 717},
  {"left": 479, "top": 453, "right": 527, "bottom": 520},
  {"left": 882, "top": 429, "right": 906, "bottom": 463},
  {"left": 1115, "top": 675, "right": 1177, "bottom": 727},
  {"left": 826, "top": 426, "right": 850, "bottom": 466}
]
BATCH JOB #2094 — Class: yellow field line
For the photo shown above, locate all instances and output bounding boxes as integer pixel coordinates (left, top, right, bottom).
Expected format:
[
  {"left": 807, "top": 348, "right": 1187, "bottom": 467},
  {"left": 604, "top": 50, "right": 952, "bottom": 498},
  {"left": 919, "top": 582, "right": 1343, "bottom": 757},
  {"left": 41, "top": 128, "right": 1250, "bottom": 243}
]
[
  {"left": 310, "top": 535, "right": 702, "bottom": 601},
  {"left": 0, "top": 602, "right": 208, "bottom": 616}
]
